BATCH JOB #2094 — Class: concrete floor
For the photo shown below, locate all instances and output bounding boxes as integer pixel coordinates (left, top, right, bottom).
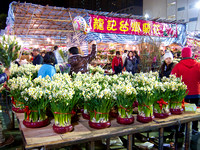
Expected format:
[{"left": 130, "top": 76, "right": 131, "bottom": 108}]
[{"left": 1, "top": 94, "right": 200, "bottom": 150}]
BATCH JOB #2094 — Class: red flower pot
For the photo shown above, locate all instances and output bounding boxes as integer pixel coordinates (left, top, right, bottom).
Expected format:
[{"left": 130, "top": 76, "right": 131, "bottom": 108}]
[
  {"left": 82, "top": 112, "right": 90, "bottom": 120},
  {"left": 109, "top": 111, "right": 118, "bottom": 118},
  {"left": 23, "top": 118, "right": 49, "bottom": 128},
  {"left": 53, "top": 124, "right": 73, "bottom": 134},
  {"left": 12, "top": 107, "right": 24, "bottom": 113},
  {"left": 170, "top": 108, "right": 183, "bottom": 115},
  {"left": 89, "top": 120, "right": 111, "bottom": 129},
  {"left": 117, "top": 116, "right": 134, "bottom": 125},
  {"left": 137, "top": 115, "right": 153, "bottom": 123},
  {"left": 154, "top": 112, "right": 170, "bottom": 119}
]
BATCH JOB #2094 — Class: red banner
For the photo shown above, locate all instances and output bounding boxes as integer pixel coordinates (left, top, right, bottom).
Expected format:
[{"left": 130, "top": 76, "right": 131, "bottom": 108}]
[{"left": 89, "top": 14, "right": 177, "bottom": 38}]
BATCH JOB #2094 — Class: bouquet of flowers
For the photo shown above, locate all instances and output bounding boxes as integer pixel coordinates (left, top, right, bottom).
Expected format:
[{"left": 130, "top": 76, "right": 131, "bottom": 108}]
[
  {"left": 0, "top": 36, "right": 21, "bottom": 68},
  {"left": 114, "top": 80, "right": 137, "bottom": 124}
]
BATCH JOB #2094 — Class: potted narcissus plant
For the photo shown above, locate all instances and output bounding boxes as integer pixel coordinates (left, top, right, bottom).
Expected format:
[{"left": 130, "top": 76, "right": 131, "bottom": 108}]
[
  {"left": 50, "top": 73, "right": 77, "bottom": 134},
  {"left": 169, "top": 76, "right": 187, "bottom": 114},
  {"left": 21, "top": 76, "right": 50, "bottom": 128},
  {"left": 153, "top": 80, "right": 170, "bottom": 118},
  {"left": 84, "top": 74, "right": 115, "bottom": 129},
  {"left": 8, "top": 76, "right": 32, "bottom": 113},
  {"left": 114, "top": 80, "right": 137, "bottom": 125}
]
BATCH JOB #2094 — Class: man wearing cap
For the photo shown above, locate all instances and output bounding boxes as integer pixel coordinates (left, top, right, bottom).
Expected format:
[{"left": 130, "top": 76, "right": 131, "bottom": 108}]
[
  {"left": 171, "top": 47, "right": 200, "bottom": 134},
  {"left": 32, "top": 48, "right": 43, "bottom": 65}
]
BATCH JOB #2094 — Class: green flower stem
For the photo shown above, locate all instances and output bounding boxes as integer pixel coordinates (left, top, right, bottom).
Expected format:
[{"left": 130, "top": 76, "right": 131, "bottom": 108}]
[{"left": 118, "top": 107, "right": 133, "bottom": 118}]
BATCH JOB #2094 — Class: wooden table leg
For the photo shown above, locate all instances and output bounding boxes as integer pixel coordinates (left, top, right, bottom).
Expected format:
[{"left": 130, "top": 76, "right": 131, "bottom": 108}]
[
  {"left": 90, "top": 141, "right": 95, "bottom": 150},
  {"left": 158, "top": 128, "right": 164, "bottom": 150},
  {"left": 174, "top": 125, "right": 179, "bottom": 150},
  {"left": 185, "top": 122, "right": 190, "bottom": 150},
  {"left": 11, "top": 112, "right": 15, "bottom": 129},
  {"left": 132, "top": 134, "right": 135, "bottom": 146},
  {"left": 127, "top": 134, "right": 132, "bottom": 150},
  {"left": 106, "top": 138, "right": 110, "bottom": 150}
]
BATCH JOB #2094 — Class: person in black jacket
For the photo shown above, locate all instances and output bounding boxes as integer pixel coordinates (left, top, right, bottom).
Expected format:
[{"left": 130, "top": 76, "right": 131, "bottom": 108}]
[
  {"left": 159, "top": 51, "right": 176, "bottom": 78},
  {"left": 123, "top": 51, "right": 138, "bottom": 75},
  {"left": 32, "top": 48, "right": 43, "bottom": 65}
]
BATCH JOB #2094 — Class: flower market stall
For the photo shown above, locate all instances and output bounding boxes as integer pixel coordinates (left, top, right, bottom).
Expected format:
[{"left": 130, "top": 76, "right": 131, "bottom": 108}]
[
  {"left": 5, "top": 2, "right": 187, "bottom": 66},
  {"left": 2, "top": 2, "right": 199, "bottom": 150}
]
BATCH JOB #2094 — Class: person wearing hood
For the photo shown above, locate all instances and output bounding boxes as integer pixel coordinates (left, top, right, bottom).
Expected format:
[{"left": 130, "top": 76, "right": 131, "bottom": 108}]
[
  {"left": 159, "top": 51, "right": 176, "bottom": 78},
  {"left": 171, "top": 47, "right": 200, "bottom": 134},
  {"left": 68, "top": 44, "right": 97, "bottom": 75}
]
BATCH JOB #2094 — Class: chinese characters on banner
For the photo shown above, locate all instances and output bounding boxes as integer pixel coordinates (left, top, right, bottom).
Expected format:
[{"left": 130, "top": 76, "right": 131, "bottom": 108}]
[{"left": 89, "top": 14, "right": 177, "bottom": 38}]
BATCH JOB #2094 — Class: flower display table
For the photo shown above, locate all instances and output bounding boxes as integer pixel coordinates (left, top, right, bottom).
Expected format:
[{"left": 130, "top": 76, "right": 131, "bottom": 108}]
[{"left": 15, "top": 109, "right": 200, "bottom": 150}]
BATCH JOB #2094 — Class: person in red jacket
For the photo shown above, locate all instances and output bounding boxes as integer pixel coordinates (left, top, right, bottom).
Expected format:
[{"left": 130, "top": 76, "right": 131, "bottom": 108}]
[
  {"left": 112, "top": 51, "right": 123, "bottom": 74},
  {"left": 171, "top": 47, "right": 200, "bottom": 134}
]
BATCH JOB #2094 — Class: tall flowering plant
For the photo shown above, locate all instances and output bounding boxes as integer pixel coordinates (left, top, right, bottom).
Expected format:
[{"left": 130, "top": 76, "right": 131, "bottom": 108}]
[
  {"left": 21, "top": 76, "right": 50, "bottom": 127},
  {"left": 153, "top": 81, "right": 170, "bottom": 118},
  {"left": 8, "top": 76, "right": 32, "bottom": 112},
  {"left": 114, "top": 81, "right": 137, "bottom": 118},
  {"left": 83, "top": 74, "right": 116, "bottom": 128},
  {"left": 50, "top": 73, "right": 76, "bottom": 133},
  {"left": 114, "top": 80, "right": 137, "bottom": 124},
  {"left": 0, "top": 36, "right": 21, "bottom": 68},
  {"left": 133, "top": 72, "right": 157, "bottom": 122},
  {"left": 169, "top": 76, "right": 187, "bottom": 113}
]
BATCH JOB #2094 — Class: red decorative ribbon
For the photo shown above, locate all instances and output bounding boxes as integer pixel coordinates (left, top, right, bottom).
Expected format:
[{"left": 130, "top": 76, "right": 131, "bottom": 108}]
[
  {"left": 24, "top": 106, "right": 37, "bottom": 121},
  {"left": 119, "top": 105, "right": 132, "bottom": 112},
  {"left": 157, "top": 98, "right": 168, "bottom": 110},
  {"left": 139, "top": 104, "right": 153, "bottom": 110},
  {"left": 91, "top": 110, "right": 108, "bottom": 119},
  {"left": 170, "top": 99, "right": 185, "bottom": 108},
  {"left": 11, "top": 97, "right": 16, "bottom": 105},
  {"left": 54, "top": 110, "right": 75, "bottom": 115},
  {"left": 24, "top": 106, "right": 31, "bottom": 121}
]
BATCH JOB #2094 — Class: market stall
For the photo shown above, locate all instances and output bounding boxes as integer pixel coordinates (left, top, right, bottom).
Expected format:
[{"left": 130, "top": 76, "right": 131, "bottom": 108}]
[{"left": 6, "top": 2, "right": 187, "bottom": 66}]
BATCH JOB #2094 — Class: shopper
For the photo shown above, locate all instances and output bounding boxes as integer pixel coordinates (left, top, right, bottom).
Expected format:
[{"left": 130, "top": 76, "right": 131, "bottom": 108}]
[
  {"left": 68, "top": 44, "right": 97, "bottom": 75},
  {"left": 112, "top": 51, "right": 123, "bottom": 74},
  {"left": 122, "top": 50, "right": 128, "bottom": 64},
  {"left": 134, "top": 50, "right": 140, "bottom": 65},
  {"left": 53, "top": 46, "right": 64, "bottom": 64},
  {"left": 123, "top": 51, "right": 138, "bottom": 75},
  {"left": 171, "top": 47, "right": 200, "bottom": 135},
  {"left": 32, "top": 48, "right": 43, "bottom": 65},
  {"left": 37, "top": 52, "right": 56, "bottom": 79},
  {"left": 159, "top": 51, "right": 176, "bottom": 78}
]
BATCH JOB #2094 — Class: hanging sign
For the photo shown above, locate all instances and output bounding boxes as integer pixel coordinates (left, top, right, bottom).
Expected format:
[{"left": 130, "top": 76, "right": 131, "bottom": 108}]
[{"left": 89, "top": 14, "right": 177, "bottom": 38}]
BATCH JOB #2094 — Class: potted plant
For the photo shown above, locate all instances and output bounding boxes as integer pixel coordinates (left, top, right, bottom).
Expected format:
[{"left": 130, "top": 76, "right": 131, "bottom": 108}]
[
  {"left": 153, "top": 81, "right": 170, "bottom": 118},
  {"left": 169, "top": 76, "right": 187, "bottom": 114},
  {"left": 114, "top": 81, "right": 137, "bottom": 124},
  {"left": 84, "top": 74, "right": 115, "bottom": 129},
  {"left": 50, "top": 73, "right": 77, "bottom": 134},
  {"left": 0, "top": 35, "right": 21, "bottom": 69},
  {"left": 21, "top": 76, "right": 50, "bottom": 128},
  {"left": 8, "top": 76, "right": 32, "bottom": 113}
]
